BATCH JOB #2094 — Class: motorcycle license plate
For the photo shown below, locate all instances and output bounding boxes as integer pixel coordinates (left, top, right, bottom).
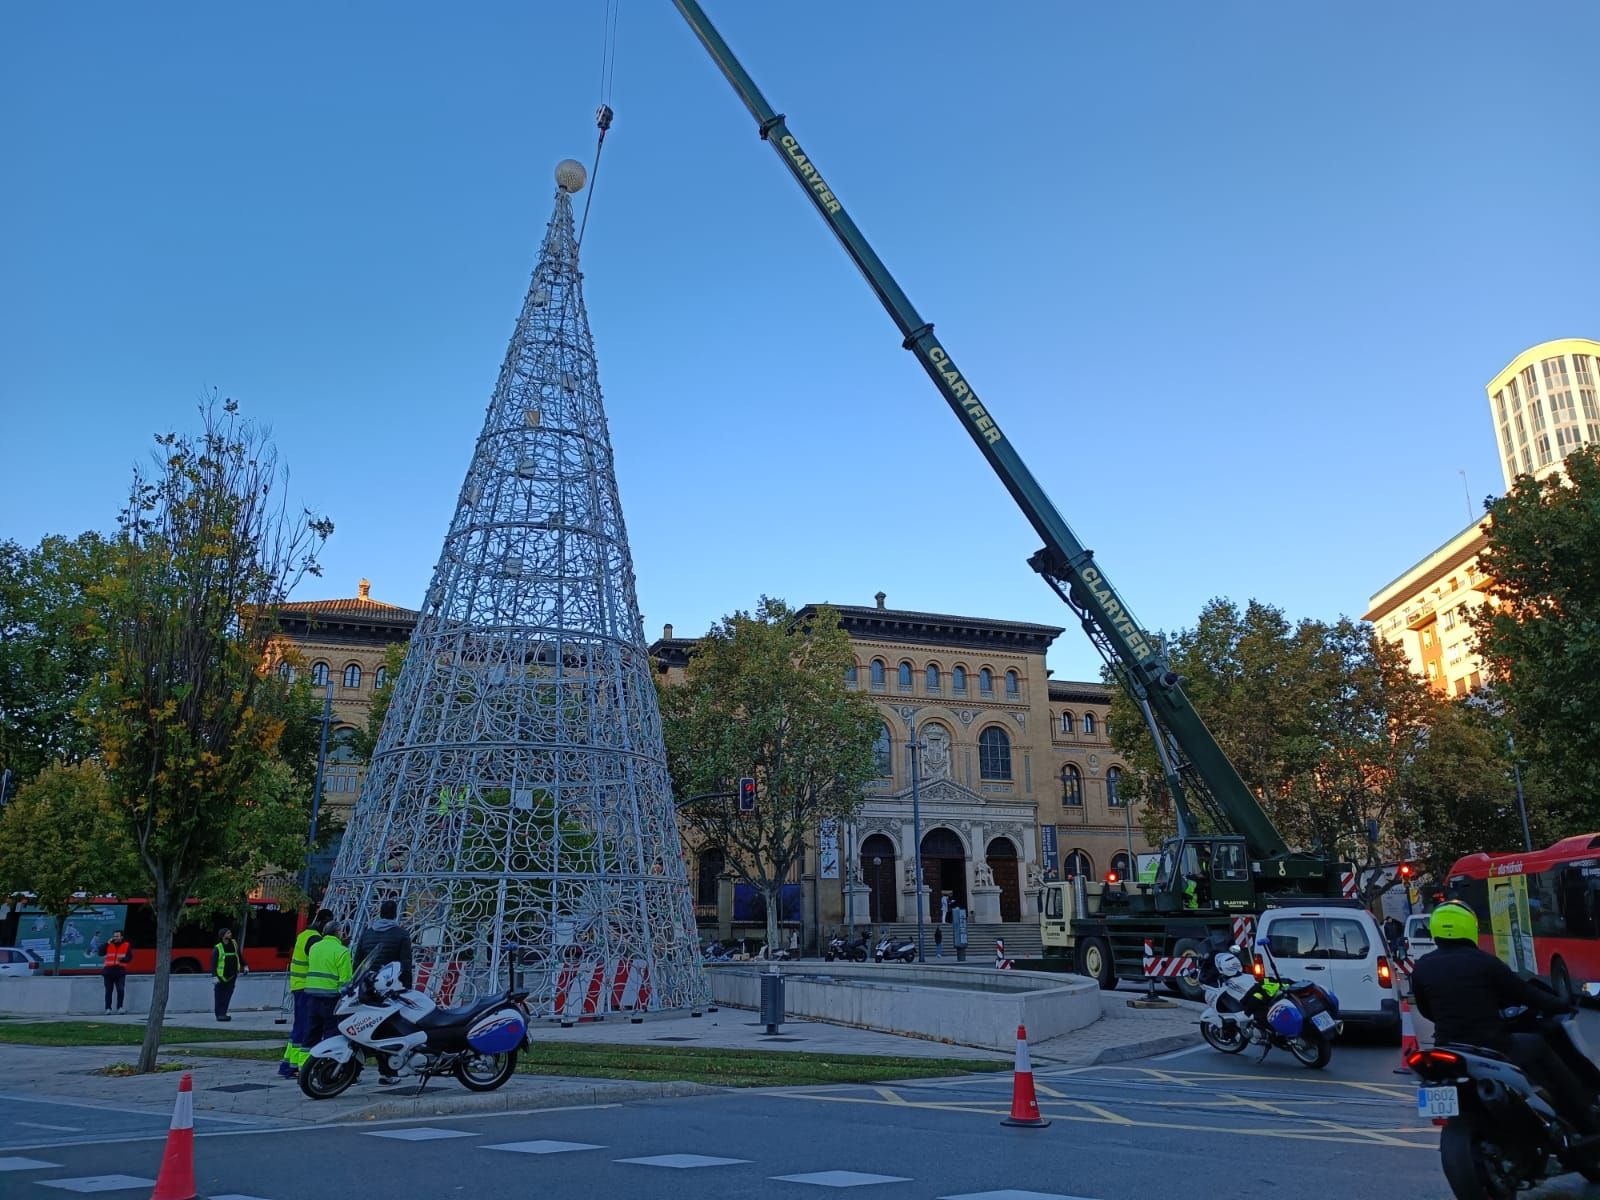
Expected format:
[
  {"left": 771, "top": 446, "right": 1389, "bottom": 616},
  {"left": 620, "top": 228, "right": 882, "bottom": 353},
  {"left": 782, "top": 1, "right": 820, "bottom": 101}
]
[
  {"left": 1417, "top": 1086, "right": 1459, "bottom": 1118},
  {"left": 1310, "top": 1011, "right": 1336, "bottom": 1033}
]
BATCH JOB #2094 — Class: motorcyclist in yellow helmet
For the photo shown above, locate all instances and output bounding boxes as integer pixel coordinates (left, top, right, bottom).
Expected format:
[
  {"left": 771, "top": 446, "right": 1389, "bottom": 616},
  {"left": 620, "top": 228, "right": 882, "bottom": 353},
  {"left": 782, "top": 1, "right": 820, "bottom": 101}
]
[{"left": 1411, "top": 899, "right": 1595, "bottom": 1132}]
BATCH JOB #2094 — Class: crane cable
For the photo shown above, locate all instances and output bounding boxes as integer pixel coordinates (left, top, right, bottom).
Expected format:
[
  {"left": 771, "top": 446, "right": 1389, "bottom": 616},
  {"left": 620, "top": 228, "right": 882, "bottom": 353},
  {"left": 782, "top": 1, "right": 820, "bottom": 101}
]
[{"left": 578, "top": 0, "right": 621, "bottom": 246}]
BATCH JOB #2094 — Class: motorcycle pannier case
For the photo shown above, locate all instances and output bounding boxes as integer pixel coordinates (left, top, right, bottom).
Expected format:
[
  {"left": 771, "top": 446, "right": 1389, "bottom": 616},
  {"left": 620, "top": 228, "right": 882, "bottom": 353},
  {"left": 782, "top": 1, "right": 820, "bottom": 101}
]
[{"left": 467, "top": 1007, "right": 527, "bottom": 1054}]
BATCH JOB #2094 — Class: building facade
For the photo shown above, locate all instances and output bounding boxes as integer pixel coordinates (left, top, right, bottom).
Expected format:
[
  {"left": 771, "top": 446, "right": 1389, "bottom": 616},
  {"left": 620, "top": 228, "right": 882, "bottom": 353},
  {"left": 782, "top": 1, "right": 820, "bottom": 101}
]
[
  {"left": 1487, "top": 337, "right": 1600, "bottom": 489},
  {"left": 651, "top": 594, "right": 1151, "bottom": 937},
  {"left": 1363, "top": 522, "right": 1493, "bottom": 697},
  {"left": 267, "top": 579, "right": 417, "bottom": 813}
]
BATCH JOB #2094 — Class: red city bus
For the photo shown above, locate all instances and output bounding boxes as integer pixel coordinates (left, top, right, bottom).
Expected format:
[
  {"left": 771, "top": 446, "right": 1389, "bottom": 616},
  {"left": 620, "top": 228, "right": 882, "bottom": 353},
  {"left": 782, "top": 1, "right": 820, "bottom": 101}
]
[
  {"left": 1447, "top": 834, "right": 1600, "bottom": 995},
  {"left": 5, "top": 897, "right": 305, "bottom": 975}
]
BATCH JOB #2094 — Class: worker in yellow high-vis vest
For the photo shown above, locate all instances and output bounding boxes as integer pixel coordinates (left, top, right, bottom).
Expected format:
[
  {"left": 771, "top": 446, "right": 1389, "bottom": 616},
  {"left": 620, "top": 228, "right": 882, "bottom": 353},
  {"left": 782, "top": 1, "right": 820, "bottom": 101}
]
[
  {"left": 301, "top": 921, "right": 354, "bottom": 1060},
  {"left": 278, "top": 908, "right": 332, "bottom": 1079}
]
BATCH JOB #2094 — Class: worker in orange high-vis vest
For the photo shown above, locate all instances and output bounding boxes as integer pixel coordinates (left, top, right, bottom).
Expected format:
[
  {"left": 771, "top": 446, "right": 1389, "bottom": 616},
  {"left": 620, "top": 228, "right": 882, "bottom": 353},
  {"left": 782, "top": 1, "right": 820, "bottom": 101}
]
[
  {"left": 279, "top": 908, "right": 333, "bottom": 1079},
  {"left": 102, "top": 931, "right": 133, "bottom": 1014}
]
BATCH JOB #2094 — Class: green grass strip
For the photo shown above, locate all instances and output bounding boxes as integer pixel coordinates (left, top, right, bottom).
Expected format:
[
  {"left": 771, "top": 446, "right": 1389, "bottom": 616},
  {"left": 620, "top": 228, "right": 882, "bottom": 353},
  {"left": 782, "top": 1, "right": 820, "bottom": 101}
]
[{"left": 0, "top": 1022, "right": 276, "bottom": 1047}]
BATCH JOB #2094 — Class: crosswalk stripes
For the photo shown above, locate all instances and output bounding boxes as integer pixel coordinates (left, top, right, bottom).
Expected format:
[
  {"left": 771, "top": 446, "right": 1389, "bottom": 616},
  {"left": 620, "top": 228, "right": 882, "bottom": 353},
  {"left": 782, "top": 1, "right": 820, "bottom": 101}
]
[
  {"left": 0, "top": 1158, "right": 61, "bottom": 1172},
  {"left": 362, "top": 1126, "right": 475, "bottom": 1141},
  {"left": 211, "top": 1194, "right": 276, "bottom": 1200},
  {"left": 486, "top": 1140, "right": 604, "bottom": 1155},
  {"left": 36, "top": 1178, "right": 156, "bottom": 1194},
  {"left": 774, "top": 1170, "right": 913, "bottom": 1187},
  {"left": 616, "top": 1153, "right": 751, "bottom": 1169},
  {"left": 939, "top": 1192, "right": 1096, "bottom": 1200}
]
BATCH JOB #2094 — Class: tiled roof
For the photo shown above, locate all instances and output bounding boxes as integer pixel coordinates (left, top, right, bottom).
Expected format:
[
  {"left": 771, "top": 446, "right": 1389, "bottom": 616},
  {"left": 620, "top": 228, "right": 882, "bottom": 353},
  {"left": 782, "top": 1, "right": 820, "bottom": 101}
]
[{"left": 278, "top": 597, "right": 419, "bottom": 619}]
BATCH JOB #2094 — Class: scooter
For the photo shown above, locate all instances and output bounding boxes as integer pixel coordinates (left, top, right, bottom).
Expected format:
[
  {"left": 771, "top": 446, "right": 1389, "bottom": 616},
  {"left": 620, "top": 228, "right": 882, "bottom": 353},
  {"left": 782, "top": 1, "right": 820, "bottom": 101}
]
[
  {"left": 1409, "top": 981, "right": 1600, "bottom": 1200},
  {"left": 300, "top": 961, "right": 531, "bottom": 1100},
  {"left": 874, "top": 933, "right": 917, "bottom": 963},
  {"left": 824, "top": 933, "right": 870, "bottom": 962},
  {"left": 1197, "top": 937, "right": 1340, "bottom": 1069}
]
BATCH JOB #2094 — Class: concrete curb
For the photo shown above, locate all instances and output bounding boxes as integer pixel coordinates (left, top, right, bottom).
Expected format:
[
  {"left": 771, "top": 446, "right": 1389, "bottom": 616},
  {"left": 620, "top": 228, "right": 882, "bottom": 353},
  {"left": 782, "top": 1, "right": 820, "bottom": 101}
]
[
  {"left": 324, "top": 1078, "right": 718, "bottom": 1123},
  {"left": 1082, "top": 1032, "right": 1198, "bottom": 1065}
]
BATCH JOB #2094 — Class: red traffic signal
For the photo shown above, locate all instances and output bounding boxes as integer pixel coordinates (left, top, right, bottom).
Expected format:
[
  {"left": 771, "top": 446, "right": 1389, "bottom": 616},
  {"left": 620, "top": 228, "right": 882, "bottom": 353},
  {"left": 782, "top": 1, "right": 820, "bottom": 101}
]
[
  {"left": 1398, "top": 863, "right": 1414, "bottom": 880},
  {"left": 737, "top": 777, "right": 756, "bottom": 813},
  {"left": 1104, "top": 870, "right": 1119, "bottom": 884}
]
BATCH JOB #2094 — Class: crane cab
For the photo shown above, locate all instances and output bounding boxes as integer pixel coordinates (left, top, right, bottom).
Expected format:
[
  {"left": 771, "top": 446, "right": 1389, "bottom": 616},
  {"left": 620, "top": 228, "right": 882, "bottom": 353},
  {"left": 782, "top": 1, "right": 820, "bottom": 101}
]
[{"left": 1141, "top": 835, "right": 1255, "bottom": 913}]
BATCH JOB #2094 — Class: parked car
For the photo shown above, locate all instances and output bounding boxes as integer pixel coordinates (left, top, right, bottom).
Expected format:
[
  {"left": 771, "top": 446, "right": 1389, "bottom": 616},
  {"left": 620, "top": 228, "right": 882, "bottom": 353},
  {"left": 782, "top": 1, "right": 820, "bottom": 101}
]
[
  {"left": 1255, "top": 904, "right": 1399, "bottom": 1035},
  {"left": 0, "top": 946, "right": 42, "bottom": 977},
  {"left": 1403, "top": 913, "right": 1436, "bottom": 962}
]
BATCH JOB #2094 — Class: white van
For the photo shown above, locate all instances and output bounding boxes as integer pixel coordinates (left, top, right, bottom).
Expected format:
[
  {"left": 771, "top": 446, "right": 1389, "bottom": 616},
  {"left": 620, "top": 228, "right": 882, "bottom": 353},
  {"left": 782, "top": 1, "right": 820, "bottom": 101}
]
[
  {"left": 1256, "top": 904, "right": 1399, "bottom": 1035},
  {"left": 1404, "top": 913, "right": 1435, "bottom": 961}
]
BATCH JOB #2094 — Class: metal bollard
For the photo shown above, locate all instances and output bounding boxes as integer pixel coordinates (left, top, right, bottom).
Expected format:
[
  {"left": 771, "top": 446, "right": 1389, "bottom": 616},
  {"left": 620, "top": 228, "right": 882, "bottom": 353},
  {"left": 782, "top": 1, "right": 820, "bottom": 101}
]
[{"left": 759, "top": 966, "right": 785, "bottom": 1034}]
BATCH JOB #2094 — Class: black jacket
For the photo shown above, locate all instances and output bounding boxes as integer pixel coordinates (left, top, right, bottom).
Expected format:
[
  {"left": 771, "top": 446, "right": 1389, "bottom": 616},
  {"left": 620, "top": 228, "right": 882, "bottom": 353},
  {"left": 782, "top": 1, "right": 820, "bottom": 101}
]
[
  {"left": 1410, "top": 940, "right": 1564, "bottom": 1048},
  {"left": 353, "top": 919, "right": 413, "bottom": 990}
]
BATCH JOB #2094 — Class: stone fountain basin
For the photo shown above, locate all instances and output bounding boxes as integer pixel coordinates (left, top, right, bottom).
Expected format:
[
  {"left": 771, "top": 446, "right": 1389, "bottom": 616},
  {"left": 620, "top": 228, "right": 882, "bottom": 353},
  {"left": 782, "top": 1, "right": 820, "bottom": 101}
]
[{"left": 707, "top": 962, "right": 1099, "bottom": 1052}]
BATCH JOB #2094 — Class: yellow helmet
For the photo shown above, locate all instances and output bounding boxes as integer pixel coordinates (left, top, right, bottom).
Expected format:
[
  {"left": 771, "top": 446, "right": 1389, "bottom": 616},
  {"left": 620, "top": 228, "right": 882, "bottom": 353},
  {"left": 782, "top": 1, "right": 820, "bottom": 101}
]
[{"left": 1429, "top": 900, "right": 1479, "bottom": 944}]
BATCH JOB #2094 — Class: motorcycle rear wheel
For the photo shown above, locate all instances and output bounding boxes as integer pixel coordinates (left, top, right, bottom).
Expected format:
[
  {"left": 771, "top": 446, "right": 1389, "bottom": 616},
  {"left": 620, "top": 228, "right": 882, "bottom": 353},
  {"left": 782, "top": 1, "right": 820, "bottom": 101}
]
[
  {"left": 1440, "top": 1117, "right": 1521, "bottom": 1200},
  {"left": 1286, "top": 1032, "right": 1332, "bottom": 1069},
  {"left": 298, "top": 1055, "right": 360, "bottom": 1100},
  {"left": 1200, "top": 1017, "right": 1247, "bottom": 1054},
  {"left": 456, "top": 1050, "right": 518, "bottom": 1092}
]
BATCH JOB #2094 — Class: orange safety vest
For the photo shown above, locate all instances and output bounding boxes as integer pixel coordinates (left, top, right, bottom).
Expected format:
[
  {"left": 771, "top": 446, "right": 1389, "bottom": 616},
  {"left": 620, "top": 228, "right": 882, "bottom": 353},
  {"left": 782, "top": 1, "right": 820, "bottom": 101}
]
[{"left": 103, "top": 939, "right": 132, "bottom": 969}]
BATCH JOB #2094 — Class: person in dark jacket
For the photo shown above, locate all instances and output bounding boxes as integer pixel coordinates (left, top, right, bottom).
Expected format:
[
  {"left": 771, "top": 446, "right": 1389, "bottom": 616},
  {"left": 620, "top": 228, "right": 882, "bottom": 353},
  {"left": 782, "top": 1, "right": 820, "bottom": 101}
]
[
  {"left": 1411, "top": 900, "right": 1595, "bottom": 1131},
  {"left": 353, "top": 899, "right": 413, "bottom": 989},
  {"left": 353, "top": 900, "right": 413, "bottom": 1086}
]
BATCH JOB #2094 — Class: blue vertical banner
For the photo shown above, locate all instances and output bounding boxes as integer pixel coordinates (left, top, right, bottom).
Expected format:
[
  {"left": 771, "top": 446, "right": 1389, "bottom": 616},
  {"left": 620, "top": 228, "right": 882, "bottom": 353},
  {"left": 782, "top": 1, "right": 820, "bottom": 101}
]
[
  {"left": 1040, "top": 824, "right": 1059, "bottom": 878},
  {"left": 819, "top": 818, "right": 840, "bottom": 880}
]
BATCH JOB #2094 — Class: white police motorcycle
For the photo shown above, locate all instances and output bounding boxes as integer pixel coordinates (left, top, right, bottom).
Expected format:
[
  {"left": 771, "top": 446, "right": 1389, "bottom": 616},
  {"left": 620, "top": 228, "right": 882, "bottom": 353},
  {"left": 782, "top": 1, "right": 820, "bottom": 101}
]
[
  {"left": 299, "top": 960, "right": 532, "bottom": 1100},
  {"left": 1198, "top": 939, "right": 1340, "bottom": 1069}
]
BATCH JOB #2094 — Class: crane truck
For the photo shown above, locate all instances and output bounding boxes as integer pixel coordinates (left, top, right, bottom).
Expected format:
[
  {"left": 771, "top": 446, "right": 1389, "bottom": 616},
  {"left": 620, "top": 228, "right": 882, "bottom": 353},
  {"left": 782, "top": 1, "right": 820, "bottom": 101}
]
[{"left": 673, "top": 1, "right": 1352, "bottom": 1000}]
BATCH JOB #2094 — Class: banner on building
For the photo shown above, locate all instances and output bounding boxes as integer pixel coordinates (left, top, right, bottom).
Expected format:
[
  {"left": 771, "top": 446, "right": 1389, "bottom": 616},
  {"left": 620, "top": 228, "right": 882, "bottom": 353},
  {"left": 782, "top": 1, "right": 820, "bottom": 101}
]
[
  {"left": 819, "top": 818, "right": 839, "bottom": 880},
  {"left": 1040, "top": 824, "right": 1059, "bottom": 878}
]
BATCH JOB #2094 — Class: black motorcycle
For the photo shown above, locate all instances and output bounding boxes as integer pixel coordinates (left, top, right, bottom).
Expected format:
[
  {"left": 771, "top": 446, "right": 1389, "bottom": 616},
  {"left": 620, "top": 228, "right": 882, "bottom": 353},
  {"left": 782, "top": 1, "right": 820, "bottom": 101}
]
[
  {"left": 1407, "top": 981, "right": 1600, "bottom": 1199},
  {"left": 824, "top": 933, "right": 869, "bottom": 962}
]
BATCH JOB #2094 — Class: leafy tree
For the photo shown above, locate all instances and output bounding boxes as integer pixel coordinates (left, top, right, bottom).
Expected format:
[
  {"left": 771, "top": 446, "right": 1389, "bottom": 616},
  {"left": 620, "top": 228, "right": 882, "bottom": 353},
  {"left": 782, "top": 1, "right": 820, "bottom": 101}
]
[
  {"left": 1473, "top": 445, "right": 1600, "bottom": 814},
  {"left": 0, "top": 763, "right": 141, "bottom": 973},
  {"left": 87, "top": 399, "right": 331, "bottom": 1073},
  {"left": 351, "top": 642, "right": 407, "bottom": 765},
  {"left": 658, "top": 599, "right": 879, "bottom": 953},
  {"left": 1108, "top": 599, "right": 1469, "bottom": 887},
  {"left": 0, "top": 532, "right": 116, "bottom": 787}
]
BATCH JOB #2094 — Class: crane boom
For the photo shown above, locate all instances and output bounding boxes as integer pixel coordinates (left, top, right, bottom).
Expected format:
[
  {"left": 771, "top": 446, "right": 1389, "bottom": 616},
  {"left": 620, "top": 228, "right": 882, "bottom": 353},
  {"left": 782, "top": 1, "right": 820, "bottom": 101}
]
[{"left": 673, "top": 1, "right": 1296, "bottom": 864}]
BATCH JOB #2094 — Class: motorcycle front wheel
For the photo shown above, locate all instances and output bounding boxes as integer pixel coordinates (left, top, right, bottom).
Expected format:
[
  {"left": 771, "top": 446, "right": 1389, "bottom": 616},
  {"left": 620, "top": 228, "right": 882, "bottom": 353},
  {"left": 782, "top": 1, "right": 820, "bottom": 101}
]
[
  {"left": 1200, "top": 1017, "right": 1247, "bottom": 1054},
  {"left": 456, "top": 1050, "right": 518, "bottom": 1092},
  {"left": 1440, "top": 1116, "right": 1522, "bottom": 1200},
  {"left": 1286, "top": 1032, "right": 1333, "bottom": 1069},
  {"left": 298, "top": 1055, "right": 360, "bottom": 1100}
]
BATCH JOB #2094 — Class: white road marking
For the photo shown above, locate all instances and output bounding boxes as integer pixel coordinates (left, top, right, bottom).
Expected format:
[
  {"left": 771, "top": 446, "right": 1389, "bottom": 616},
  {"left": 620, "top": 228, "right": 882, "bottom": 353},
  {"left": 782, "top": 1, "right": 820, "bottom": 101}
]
[
  {"left": 37, "top": 1177, "right": 156, "bottom": 1193},
  {"left": 773, "top": 1171, "right": 913, "bottom": 1187},
  {"left": 14, "top": 1123, "right": 81, "bottom": 1132},
  {"left": 1150, "top": 1044, "right": 1211, "bottom": 1062},
  {"left": 362, "top": 1126, "right": 475, "bottom": 1141},
  {"left": 617, "top": 1154, "right": 750, "bottom": 1169},
  {"left": 941, "top": 1192, "right": 1099, "bottom": 1200},
  {"left": 485, "top": 1140, "right": 603, "bottom": 1155},
  {"left": 0, "top": 1157, "right": 62, "bottom": 1171},
  {"left": 212, "top": 1194, "right": 277, "bottom": 1200}
]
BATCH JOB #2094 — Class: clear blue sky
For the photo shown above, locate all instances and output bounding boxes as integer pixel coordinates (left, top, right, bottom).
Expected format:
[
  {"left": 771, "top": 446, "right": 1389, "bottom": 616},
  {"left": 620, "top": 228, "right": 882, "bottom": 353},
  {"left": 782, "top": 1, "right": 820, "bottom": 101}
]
[{"left": 4, "top": 2, "right": 1596, "bottom": 682}]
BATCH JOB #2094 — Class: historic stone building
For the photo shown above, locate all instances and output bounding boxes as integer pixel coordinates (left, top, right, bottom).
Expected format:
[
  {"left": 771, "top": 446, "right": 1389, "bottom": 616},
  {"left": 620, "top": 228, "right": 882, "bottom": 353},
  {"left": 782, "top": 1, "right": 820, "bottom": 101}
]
[{"left": 650, "top": 594, "right": 1151, "bottom": 939}]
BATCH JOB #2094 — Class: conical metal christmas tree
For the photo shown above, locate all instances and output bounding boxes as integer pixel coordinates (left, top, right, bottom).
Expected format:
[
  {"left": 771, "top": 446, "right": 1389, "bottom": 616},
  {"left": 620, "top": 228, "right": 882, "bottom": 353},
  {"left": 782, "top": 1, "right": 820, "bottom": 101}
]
[{"left": 324, "top": 160, "right": 708, "bottom": 1018}]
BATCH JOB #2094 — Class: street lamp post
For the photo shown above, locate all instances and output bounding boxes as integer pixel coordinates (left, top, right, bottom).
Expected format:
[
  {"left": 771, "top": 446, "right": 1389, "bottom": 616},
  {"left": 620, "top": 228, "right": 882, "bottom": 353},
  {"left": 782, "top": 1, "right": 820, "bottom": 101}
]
[
  {"left": 844, "top": 822, "right": 854, "bottom": 934},
  {"left": 909, "top": 723, "right": 927, "bottom": 964},
  {"left": 1509, "top": 732, "right": 1533, "bottom": 852},
  {"left": 303, "top": 681, "right": 334, "bottom": 898}
]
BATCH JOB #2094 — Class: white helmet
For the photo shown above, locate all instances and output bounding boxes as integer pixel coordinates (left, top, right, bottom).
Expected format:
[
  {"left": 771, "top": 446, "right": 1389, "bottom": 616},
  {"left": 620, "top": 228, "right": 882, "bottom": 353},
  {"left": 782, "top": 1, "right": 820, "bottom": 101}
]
[{"left": 1214, "top": 952, "right": 1243, "bottom": 978}]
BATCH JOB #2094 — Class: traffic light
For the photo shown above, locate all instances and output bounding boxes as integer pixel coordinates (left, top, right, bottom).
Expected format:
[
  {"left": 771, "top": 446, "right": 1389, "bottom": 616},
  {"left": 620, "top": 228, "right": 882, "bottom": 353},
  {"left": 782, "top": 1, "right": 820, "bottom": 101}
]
[
  {"left": 1104, "top": 870, "right": 1119, "bottom": 884},
  {"left": 737, "top": 777, "right": 756, "bottom": 814},
  {"left": 1398, "top": 862, "right": 1414, "bottom": 881}
]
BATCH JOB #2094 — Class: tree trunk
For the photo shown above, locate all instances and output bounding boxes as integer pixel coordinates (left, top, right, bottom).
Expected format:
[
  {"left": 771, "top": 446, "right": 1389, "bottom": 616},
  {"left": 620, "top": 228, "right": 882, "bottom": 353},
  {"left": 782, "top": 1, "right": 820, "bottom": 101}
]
[
  {"left": 762, "top": 882, "right": 782, "bottom": 959},
  {"left": 52, "top": 913, "right": 65, "bottom": 977},
  {"left": 137, "top": 882, "right": 179, "bottom": 1074}
]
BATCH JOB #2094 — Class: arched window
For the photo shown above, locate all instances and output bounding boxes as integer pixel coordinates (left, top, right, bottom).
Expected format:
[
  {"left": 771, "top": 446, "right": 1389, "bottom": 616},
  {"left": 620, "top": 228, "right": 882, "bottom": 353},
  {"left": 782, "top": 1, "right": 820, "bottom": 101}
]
[
  {"left": 897, "top": 661, "right": 913, "bottom": 690},
  {"left": 845, "top": 664, "right": 858, "bottom": 687},
  {"left": 276, "top": 661, "right": 295, "bottom": 682},
  {"left": 926, "top": 664, "right": 940, "bottom": 693},
  {"left": 1083, "top": 712, "right": 1096, "bottom": 736},
  {"left": 374, "top": 665, "right": 389, "bottom": 690},
  {"left": 311, "top": 661, "right": 329, "bottom": 688},
  {"left": 873, "top": 724, "right": 893, "bottom": 777},
  {"left": 1107, "top": 765, "right": 1124, "bottom": 807},
  {"left": 1110, "top": 851, "right": 1131, "bottom": 880},
  {"left": 1005, "top": 669, "right": 1019, "bottom": 697},
  {"left": 1061, "top": 763, "right": 1083, "bottom": 806},
  {"left": 329, "top": 726, "right": 359, "bottom": 763},
  {"left": 952, "top": 665, "right": 967, "bottom": 694},
  {"left": 343, "top": 663, "right": 362, "bottom": 689},
  {"left": 979, "top": 668, "right": 994, "bottom": 696},
  {"left": 1063, "top": 849, "right": 1093, "bottom": 880},
  {"left": 979, "top": 726, "right": 1012, "bottom": 780},
  {"left": 1061, "top": 711, "right": 1074, "bottom": 734},
  {"left": 870, "top": 659, "right": 886, "bottom": 690},
  {"left": 697, "top": 847, "right": 725, "bottom": 908}
]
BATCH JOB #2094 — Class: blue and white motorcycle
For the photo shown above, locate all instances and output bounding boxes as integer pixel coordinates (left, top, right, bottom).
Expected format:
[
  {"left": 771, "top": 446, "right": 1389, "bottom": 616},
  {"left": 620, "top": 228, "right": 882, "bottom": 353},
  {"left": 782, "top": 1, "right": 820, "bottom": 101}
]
[
  {"left": 300, "top": 960, "right": 531, "bottom": 1099},
  {"left": 1197, "top": 937, "right": 1341, "bottom": 1069}
]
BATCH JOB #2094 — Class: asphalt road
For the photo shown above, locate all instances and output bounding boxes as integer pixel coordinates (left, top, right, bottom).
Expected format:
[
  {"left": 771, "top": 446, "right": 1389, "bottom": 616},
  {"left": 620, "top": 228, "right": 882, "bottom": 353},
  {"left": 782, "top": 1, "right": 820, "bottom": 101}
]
[{"left": 5, "top": 1025, "right": 1600, "bottom": 1199}]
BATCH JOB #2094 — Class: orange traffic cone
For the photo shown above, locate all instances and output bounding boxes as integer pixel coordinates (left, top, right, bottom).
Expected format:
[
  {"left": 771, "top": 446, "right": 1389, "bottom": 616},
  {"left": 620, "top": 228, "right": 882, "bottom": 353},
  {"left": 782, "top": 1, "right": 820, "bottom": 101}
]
[
  {"left": 1393, "top": 996, "right": 1420, "bottom": 1075},
  {"left": 1001, "top": 1024, "right": 1050, "bottom": 1128},
  {"left": 150, "top": 1072, "right": 197, "bottom": 1200}
]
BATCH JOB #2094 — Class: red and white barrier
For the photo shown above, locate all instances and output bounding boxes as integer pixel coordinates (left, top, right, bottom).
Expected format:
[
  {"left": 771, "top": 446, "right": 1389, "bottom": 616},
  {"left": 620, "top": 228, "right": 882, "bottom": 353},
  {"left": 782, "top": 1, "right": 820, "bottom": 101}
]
[
  {"left": 994, "top": 939, "right": 1014, "bottom": 970},
  {"left": 1340, "top": 871, "right": 1359, "bottom": 899},
  {"left": 556, "top": 958, "right": 654, "bottom": 1022},
  {"left": 1142, "top": 938, "right": 1196, "bottom": 978}
]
